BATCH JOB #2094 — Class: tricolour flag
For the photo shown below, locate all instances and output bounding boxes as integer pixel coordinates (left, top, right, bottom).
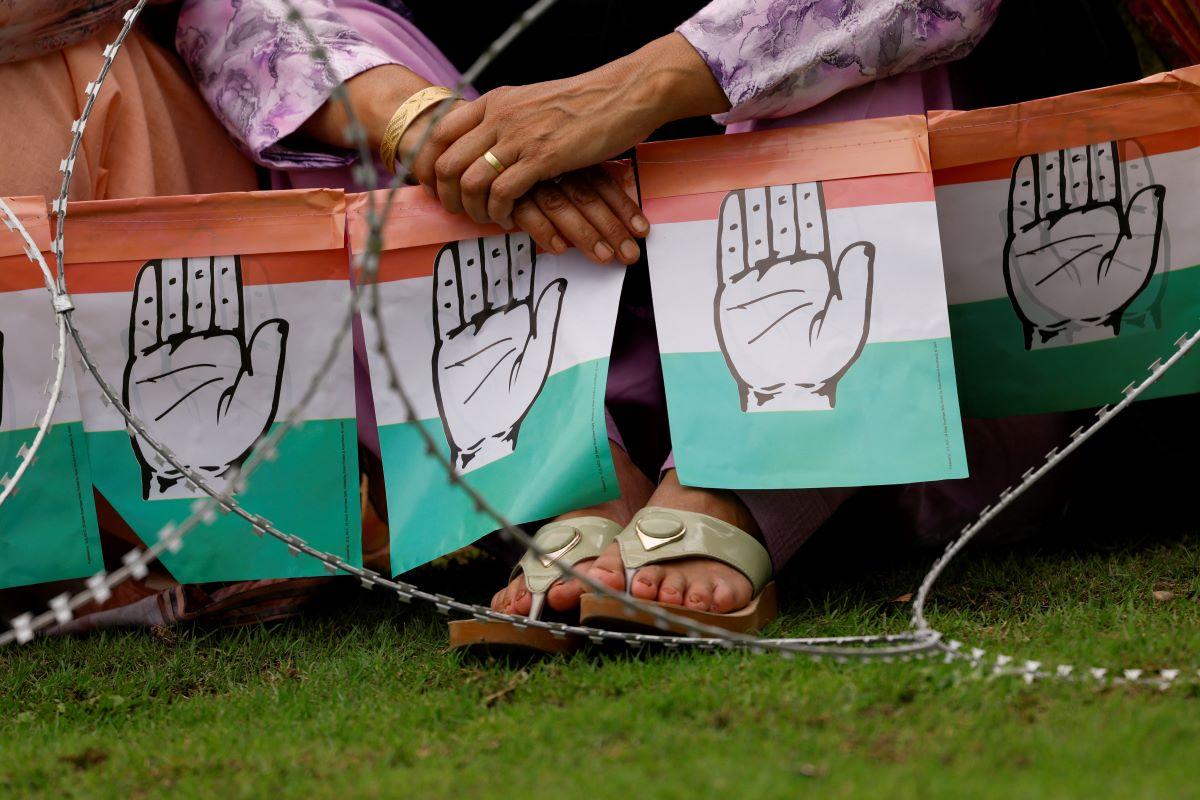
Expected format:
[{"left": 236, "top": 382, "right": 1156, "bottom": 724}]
[
  {"left": 932, "top": 65, "right": 1200, "bottom": 417},
  {"left": 349, "top": 179, "right": 627, "bottom": 573},
  {"left": 63, "top": 190, "right": 360, "bottom": 582},
  {"left": 0, "top": 197, "right": 100, "bottom": 588},
  {"left": 639, "top": 116, "right": 967, "bottom": 489}
]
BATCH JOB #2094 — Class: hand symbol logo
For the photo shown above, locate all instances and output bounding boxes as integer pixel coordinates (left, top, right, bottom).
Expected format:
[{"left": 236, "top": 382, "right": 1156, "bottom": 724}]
[
  {"left": 432, "top": 233, "right": 567, "bottom": 473},
  {"left": 715, "top": 182, "right": 874, "bottom": 412},
  {"left": 1004, "top": 141, "right": 1166, "bottom": 349},
  {"left": 123, "top": 256, "right": 288, "bottom": 500}
]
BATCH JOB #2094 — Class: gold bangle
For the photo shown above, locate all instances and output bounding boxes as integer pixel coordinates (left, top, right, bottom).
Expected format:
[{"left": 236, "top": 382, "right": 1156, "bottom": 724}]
[{"left": 378, "top": 86, "right": 456, "bottom": 174}]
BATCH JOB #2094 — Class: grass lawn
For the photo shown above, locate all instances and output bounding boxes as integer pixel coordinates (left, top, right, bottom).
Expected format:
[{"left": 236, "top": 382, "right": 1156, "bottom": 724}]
[{"left": 2, "top": 517, "right": 1198, "bottom": 799}]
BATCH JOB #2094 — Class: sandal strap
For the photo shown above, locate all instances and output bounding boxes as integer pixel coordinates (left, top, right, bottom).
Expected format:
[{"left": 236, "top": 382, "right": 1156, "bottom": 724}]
[
  {"left": 516, "top": 516, "right": 623, "bottom": 595},
  {"left": 617, "top": 507, "right": 772, "bottom": 594}
]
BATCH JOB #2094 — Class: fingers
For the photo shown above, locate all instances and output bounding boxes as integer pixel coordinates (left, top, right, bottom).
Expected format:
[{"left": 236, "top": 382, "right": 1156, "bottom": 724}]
[
  {"left": 510, "top": 231, "right": 534, "bottom": 301},
  {"left": 741, "top": 186, "right": 770, "bottom": 268},
  {"left": 433, "top": 244, "right": 462, "bottom": 338},
  {"left": 130, "top": 260, "right": 161, "bottom": 353},
  {"left": 411, "top": 99, "right": 485, "bottom": 199},
  {"left": 1063, "top": 146, "right": 1091, "bottom": 208},
  {"left": 717, "top": 190, "right": 748, "bottom": 283},
  {"left": 184, "top": 256, "right": 214, "bottom": 333},
  {"left": 530, "top": 183, "right": 611, "bottom": 264},
  {"left": 487, "top": 160, "right": 543, "bottom": 229},
  {"left": 823, "top": 242, "right": 875, "bottom": 339},
  {"left": 558, "top": 172, "right": 639, "bottom": 264},
  {"left": 1039, "top": 149, "right": 1064, "bottom": 216},
  {"left": 1119, "top": 139, "right": 1155, "bottom": 209},
  {"left": 481, "top": 234, "right": 512, "bottom": 307},
  {"left": 434, "top": 126, "right": 497, "bottom": 216},
  {"left": 582, "top": 167, "right": 649, "bottom": 238},
  {"left": 456, "top": 239, "right": 487, "bottom": 320},
  {"left": 211, "top": 255, "right": 243, "bottom": 333},
  {"left": 1091, "top": 142, "right": 1118, "bottom": 203},
  {"left": 459, "top": 146, "right": 512, "bottom": 225},
  {"left": 1009, "top": 155, "right": 1039, "bottom": 228},
  {"left": 796, "top": 182, "right": 828, "bottom": 257},
  {"left": 1118, "top": 184, "right": 1166, "bottom": 267},
  {"left": 511, "top": 196, "right": 567, "bottom": 255},
  {"left": 767, "top": 184, "right": 798, "bottom": 259},
  {"left": 517, "top": 279, "right": 566, "bottom": 387},
  {"left": 159, "top": 258, "right": 186, "bottom": 340},
  {"left": 246, "top": 319, "right": 288, "bottom": 378},
  {"left": 225, "top": 319, "right": 288, "bottom": 420}
]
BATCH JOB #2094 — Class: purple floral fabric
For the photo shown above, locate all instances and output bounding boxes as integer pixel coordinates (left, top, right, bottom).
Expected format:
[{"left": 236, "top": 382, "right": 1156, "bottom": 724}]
[
  {"left": 176, "top": 0, "right": 400, "bottom": 169},
  {"left": 678, "top": 0, "right": 1002, "bottom": 124}
]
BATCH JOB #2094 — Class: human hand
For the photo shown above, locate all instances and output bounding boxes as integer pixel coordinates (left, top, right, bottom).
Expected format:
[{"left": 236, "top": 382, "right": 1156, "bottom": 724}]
[
  {"left": 432, "top": 232, "right": 566, "bottom": 473},
  {"left": 1004, "top": 140, "right": 1165, "bottom": 349},
  {"left": 409, "top": 33, "right": 728, "bottom": 231},
  {"left": 124, "top": 256, "right": 288, "bottom": 500},
  {"left": 715, "top": 183, "right": 874, "bottom": 412}
]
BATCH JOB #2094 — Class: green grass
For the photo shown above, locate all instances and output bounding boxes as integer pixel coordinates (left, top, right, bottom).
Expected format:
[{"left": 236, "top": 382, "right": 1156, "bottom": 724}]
[{"left": 2, "top": 521, "right": 1198, "bottom": 799}]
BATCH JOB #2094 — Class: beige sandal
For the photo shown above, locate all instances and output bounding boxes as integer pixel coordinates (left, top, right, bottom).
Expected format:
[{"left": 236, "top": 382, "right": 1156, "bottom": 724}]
[
  {"left": 579, "top": 507, "right": 777, "bottom": 635},
  {"left": 449, "top": 516, "right": 622, "bottom": 656}
]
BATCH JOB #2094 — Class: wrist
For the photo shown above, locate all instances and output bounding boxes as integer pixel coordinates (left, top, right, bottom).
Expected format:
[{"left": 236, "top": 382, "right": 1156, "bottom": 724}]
[
  {"left": 395, "top": 99, "right": 461, "bottom": 170},
  {"left": 625, "top": 32, "right": 730, "bottom": 128}
]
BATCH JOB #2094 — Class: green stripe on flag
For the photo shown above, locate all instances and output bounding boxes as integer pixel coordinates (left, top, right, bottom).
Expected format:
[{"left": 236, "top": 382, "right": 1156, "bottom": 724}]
[
  {"left": 0, "top": 422, "right": 100, "bottom": 589},
  {"left": 662, "top": 340, "right": 967, "bottom": 489},
  {"left": 949, "top": 265, "right": 1200, "bottom": 417},
  {"left": 380, "top": 358, "right": 617, "bottom": 574},
  {"left": 84, "top": 419, "right": 360, "bottom": 583}
]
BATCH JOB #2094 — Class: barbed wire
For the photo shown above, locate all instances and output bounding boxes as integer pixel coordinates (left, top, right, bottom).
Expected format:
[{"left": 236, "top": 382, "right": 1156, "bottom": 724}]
[{"left": 0, "top": 1, "right": 1195, "bottom": 689}]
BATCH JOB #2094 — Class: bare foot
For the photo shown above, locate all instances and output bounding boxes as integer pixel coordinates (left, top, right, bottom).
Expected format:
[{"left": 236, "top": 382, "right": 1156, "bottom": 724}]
[
  {"left": 491, "top": 442, "right": 654, "bottom": 616},
  {"left": 587, "top": 470, "right": 763, "bottom": 613}
]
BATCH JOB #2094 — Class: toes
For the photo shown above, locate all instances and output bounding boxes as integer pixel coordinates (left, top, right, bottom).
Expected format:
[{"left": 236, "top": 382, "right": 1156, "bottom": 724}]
[
  {"left": 684, "top": 578, "right": 714, "bottom": 611},
  {"left": 546, "top": 557, "right": 595, "bottom": 612},
  {"left": 491, "top": 587, "right": 506, "bottom": 612},
  {"left": 510, "top": 582, "right": 532, "bottom": 616},
  {"left": 711, "top": 577, "right": 750, "bottom": 613},
  {"left": 586, "top": 541, "right": 626, "bottom": 593},
  {"left": 547, "top": 579, "right": 582, "bottom": 611},
  {"left": 631, "top": 565, "right": 663, "bottom": 601},
  {"left": 657, "top": 571, "right": 687, "bottom": 606}
]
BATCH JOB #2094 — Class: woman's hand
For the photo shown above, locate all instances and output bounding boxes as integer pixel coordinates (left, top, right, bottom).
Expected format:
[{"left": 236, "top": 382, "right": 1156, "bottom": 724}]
[
  {"left": 410, "top": 33, "right": 729, "bottom": 230},
  {"left": 300, "top": 66, "right": 654, "bottom": 264},
  {"left": 405, "top": 114, "right": 647, "bottom": 264}
]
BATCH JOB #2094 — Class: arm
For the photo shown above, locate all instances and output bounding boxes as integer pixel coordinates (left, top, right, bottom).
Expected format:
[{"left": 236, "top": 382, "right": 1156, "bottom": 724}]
[
  {"left": 177, "top": 0, "right": 647, "bottom": 263},
  {"left": 414, "top": 1, "right": 999, "bottom": 228},
  {"left": 176, "top": 0, "right": 408, "bottom": 168},
  {"left": 678, "top": 0, "right": 1003, "bottom": 124}
]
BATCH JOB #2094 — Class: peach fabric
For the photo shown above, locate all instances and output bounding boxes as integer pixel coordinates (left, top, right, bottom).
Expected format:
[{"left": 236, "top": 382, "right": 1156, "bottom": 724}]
[{"left": 0, "top": 23, "right": 257, "bottom": 202}]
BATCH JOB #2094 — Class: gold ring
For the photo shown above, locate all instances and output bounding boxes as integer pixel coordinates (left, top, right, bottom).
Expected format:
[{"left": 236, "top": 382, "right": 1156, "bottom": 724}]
[{"left": 483, "top": 150, "right": 506, "bottom": 175}]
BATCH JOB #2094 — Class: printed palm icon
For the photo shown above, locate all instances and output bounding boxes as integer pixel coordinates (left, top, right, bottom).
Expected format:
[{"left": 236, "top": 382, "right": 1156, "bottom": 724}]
[
  {"left": 123, "top": 256, "right": 288, "bottom": 500},
  {"left": 432, "top": 233, "right": 566, "bottom": 474},
  {"left": 715, "top": 182, "right": 874, "bottom": 412},
  {"left": 1004, "top": 140, "right": 1166, "bottom": 349}
]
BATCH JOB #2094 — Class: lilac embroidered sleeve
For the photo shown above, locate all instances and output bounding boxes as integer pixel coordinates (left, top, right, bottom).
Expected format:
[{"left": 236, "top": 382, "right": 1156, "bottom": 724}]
[
  {"left": 677, "top": 0, "right": 1002, "bottom": 124},
  {"left": 176, "top": 0, "right": 400, "bottom": 169}
]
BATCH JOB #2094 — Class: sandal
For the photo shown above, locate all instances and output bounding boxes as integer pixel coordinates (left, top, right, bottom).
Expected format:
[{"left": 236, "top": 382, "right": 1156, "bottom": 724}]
[
  {"left": 579, "top": 507, "right": 777, "bottom": 635},
  {"left": 448, "top": 516, "right": 622, "bottom": 656}
]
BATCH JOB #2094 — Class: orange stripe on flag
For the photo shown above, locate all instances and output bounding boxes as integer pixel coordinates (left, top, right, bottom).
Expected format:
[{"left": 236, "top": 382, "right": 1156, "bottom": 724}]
[
  {"left": 0, "top": 253, "right": 50, "bottom": 292},
  {"left": 928, "top": 66, "right": 1200, "bottom": 170},
  {"left": 644, "top": 173, "right": 934, "bottom": 224},
  {"left": 63, "top": 250, "right": 349, "bottom": 295},
  {"left": 637, "top": 116, "right": 930, "bottom": 200},
  {"left": 932, "top": 127, "right": 1200, "bottom": 187}
]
